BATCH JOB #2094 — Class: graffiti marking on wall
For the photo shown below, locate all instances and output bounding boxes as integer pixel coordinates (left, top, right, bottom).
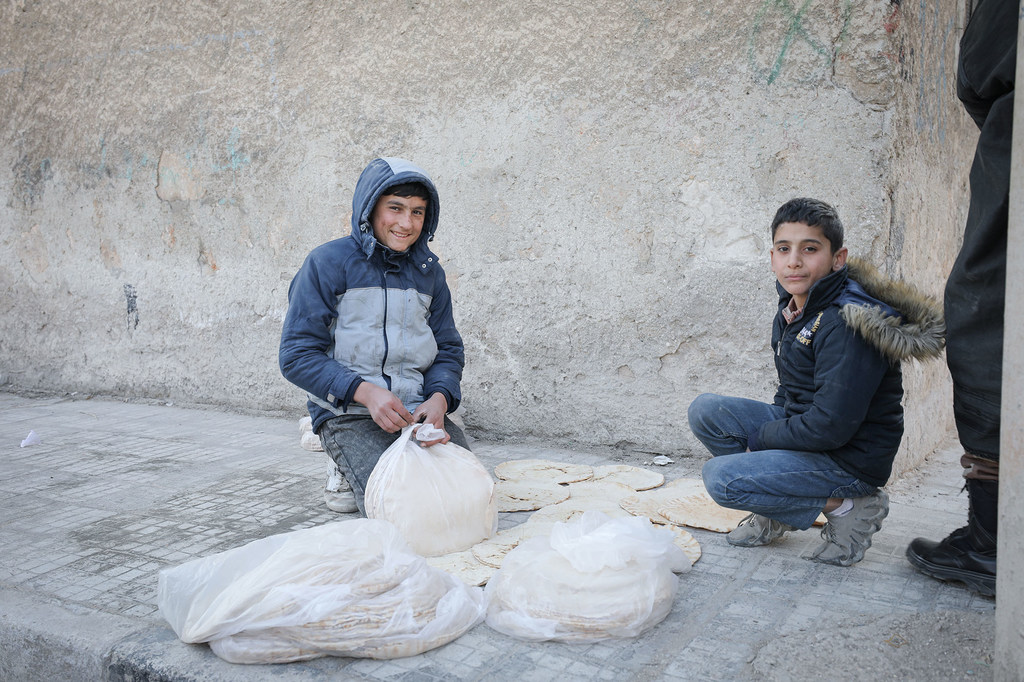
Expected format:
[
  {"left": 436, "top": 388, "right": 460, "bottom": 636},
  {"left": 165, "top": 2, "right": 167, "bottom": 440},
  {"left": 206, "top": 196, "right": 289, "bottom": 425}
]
[
  {"left": 748, "top": 0, "right": 854, "bottom": 85},
  {"left": 124, "top": 283, "right": 140, "bottom": 330},
  {"left": 12, "top": 156, "right": 53, "bottom": 206},
  {"left": 210, "top": 127, "right": 251, "bottom": 174}
]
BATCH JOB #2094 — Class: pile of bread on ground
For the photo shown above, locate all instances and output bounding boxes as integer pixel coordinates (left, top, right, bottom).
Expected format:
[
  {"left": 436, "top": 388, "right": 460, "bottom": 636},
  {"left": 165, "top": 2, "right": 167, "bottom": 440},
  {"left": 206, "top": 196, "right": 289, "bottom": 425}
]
[{"left": 158, "top": 426, "right": 762, "bottom": 663}]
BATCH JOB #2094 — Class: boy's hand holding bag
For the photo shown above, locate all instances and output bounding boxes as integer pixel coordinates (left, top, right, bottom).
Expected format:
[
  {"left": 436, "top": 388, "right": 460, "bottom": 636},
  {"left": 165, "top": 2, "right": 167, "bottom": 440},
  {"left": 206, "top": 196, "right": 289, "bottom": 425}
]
[{"left": 365, "top": 423, "right": 497, "bottom": 557}]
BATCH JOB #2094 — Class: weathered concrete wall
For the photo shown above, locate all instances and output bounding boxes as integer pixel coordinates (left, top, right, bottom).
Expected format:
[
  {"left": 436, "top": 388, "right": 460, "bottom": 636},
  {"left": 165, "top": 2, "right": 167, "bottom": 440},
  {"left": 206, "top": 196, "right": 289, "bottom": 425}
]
[
  {"left": 0, "top": 1, "right": 974, "bottom": 461},
  {"left": 886, "top": 1, "right": 976, "bottom": 476}
]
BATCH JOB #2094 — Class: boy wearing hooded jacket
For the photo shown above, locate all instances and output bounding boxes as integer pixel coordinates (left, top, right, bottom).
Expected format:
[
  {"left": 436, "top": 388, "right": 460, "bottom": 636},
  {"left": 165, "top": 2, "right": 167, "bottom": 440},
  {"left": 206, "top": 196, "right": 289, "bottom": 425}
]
[
  {"left": 688, "top": 198, "right": 944, "bottom": 566},
  {"left": 279, "top": 157, "right": 467, "bottom": 516}
]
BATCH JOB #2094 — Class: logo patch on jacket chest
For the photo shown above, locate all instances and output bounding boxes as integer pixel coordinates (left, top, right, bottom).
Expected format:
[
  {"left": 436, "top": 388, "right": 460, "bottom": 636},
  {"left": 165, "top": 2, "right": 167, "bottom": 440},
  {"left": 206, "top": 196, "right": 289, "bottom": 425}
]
[{"left": 797, "top": 311, "right": 824, "bottom": 346}]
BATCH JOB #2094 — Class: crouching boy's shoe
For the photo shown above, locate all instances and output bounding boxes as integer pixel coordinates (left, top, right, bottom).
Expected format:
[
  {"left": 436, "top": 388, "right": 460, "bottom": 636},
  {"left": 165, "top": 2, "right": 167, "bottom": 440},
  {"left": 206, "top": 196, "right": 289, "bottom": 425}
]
[
  {"left": 809, "top": 490, "right": 889, "bottom": 566},
  {"left": 324, "top": 456, "right": 358, "bottom": 513},
  {"left": 728, "top": 513, "right": 797, "bottom": 547}
]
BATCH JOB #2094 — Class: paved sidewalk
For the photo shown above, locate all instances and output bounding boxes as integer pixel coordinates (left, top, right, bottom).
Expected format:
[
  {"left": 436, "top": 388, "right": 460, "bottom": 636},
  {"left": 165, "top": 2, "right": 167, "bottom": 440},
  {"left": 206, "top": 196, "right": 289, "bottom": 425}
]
[{"left": 0, "top": 393, "right": 995, "bottom": 681}]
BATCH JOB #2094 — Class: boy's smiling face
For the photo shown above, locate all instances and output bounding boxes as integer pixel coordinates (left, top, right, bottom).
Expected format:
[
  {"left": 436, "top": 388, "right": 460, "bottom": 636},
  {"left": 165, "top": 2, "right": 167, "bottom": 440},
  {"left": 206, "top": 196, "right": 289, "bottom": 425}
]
[
  {"left": 771, "top": 221, "right": 848, "bottom": 308},
  {"left": 370, "top": 193, "right": 428, "bottom": 252}
]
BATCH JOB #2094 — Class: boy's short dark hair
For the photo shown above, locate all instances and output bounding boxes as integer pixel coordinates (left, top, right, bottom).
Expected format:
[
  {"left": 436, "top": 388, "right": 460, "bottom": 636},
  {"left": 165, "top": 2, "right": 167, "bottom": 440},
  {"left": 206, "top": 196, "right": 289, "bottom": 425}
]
[
  {"left": 771, "top": 198, "right": 844, "bottom": 252},
  {"left": 384, "top": 182, "right": 431, "bottom": 202}
]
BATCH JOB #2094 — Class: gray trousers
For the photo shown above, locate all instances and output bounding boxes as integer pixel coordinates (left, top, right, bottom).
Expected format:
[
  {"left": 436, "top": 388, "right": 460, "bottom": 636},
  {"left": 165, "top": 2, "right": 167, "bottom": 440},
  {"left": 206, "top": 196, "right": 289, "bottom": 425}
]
[{"left": 318, "top": 414, "right": 470, "bottom": 516}]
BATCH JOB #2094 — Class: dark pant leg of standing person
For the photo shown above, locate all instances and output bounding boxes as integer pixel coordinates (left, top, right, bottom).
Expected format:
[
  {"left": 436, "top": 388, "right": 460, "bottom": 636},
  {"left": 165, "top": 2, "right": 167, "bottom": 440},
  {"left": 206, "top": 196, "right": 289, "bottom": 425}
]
[{"left": 905, "top": 0, "right": 1016, "bottom": 597}]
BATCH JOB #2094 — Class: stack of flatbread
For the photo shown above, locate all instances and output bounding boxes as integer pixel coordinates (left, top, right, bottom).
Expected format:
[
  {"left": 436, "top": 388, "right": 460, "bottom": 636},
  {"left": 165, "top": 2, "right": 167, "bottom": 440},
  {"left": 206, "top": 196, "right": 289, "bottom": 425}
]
[
  {"left": 426, "top": 459, "right": 706, "bottom": 587},
  {"left": 209, "top": 560, "right": 480, "bottom": 663},
  {"left": 422, "top": 456, "right": 816, "bottom": 592},
  {"left": 485, "top": 511, "right": 689, "bottom": 642},
  {"left": 158, "top": 520, "right": 486, "bottom": 663},
  {"left": 365, "top": 425, "right": 497, "bottom": 557}
]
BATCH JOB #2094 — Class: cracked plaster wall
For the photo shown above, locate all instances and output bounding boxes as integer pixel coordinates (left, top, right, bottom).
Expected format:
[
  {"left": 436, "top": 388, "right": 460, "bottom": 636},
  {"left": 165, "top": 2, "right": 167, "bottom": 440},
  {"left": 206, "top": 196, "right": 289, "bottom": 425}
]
[{"left": 0, "top": 1, "right": 974, "bottom": 465}]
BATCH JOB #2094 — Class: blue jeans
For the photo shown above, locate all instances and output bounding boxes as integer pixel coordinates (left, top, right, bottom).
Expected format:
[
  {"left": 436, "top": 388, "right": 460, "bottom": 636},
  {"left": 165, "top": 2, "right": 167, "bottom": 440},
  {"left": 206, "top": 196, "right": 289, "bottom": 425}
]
[{"left": 688, "top": 393, "right": 877, "bottom": 529}]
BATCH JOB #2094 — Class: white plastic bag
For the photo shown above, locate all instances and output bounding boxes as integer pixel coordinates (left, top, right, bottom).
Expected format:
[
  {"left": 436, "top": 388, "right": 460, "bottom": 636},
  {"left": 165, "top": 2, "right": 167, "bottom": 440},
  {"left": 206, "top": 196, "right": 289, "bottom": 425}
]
[
  {"left": 484, "top": 510, "right": 689, "bottom": 642},
  {"left": 157, "top": 519, "right": 486, "bottom": 663},
  {"left": 364, "top": 424, "right": 497, "bottom": 557}
]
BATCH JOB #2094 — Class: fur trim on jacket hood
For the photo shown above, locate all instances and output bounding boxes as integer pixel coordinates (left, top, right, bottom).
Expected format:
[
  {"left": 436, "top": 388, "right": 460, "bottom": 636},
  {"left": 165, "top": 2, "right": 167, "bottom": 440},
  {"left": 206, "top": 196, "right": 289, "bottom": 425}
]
[{"left": 840, "top": 258, "right": 945, "bottom": 364}]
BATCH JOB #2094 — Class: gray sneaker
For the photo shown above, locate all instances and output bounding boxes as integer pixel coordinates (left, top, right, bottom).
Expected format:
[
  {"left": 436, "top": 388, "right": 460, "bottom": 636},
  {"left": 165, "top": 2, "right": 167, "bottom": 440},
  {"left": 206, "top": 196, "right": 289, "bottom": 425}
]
[
  {"left": 809, "top": 490, "right": 889, "bottom": 566},
  {"left": 324, "top": 457, "right": 358, "bottom": 513},
  {"left": 728, "top": 513, "right": 797, "bottom": 547}
]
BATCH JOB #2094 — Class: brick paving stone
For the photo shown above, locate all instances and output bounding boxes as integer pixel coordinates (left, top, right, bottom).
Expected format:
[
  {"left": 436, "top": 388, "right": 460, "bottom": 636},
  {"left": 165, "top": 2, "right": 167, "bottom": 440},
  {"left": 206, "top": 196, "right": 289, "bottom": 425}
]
[{"left": 0, "top": 393, "right": 996, "bottom": 681}]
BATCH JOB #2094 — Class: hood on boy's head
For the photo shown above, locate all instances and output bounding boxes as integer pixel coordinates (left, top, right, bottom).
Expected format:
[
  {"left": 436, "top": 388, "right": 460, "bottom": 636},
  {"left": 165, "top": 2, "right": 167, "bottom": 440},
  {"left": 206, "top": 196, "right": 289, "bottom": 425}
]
[{"left": 351, "top": 157, "right": 441, "bottom": 258}]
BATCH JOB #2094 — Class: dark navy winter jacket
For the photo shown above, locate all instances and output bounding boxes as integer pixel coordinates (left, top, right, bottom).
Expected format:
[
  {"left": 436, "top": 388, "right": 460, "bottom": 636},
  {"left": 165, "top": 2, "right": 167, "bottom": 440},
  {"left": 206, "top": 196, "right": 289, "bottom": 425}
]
[
  {"left": 748, "top": 264, "right": 912, "bottom": 487},
  {"left": 278, "top": 158, "right": 464, "bottom": 433}
]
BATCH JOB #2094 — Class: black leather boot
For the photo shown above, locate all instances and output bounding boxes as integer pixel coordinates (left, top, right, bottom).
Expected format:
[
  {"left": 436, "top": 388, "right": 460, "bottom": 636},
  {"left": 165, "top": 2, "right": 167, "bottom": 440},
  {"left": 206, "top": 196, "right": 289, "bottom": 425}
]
[{"left": 906, "top": 479, "right": 997, "bottom": 597}]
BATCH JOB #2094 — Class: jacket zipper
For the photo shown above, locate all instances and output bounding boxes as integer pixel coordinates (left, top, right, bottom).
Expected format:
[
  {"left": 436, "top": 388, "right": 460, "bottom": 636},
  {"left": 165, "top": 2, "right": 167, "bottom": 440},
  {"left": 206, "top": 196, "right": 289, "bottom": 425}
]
[{"left": 381, "top": 270, "right": 391, "bottom": 391}]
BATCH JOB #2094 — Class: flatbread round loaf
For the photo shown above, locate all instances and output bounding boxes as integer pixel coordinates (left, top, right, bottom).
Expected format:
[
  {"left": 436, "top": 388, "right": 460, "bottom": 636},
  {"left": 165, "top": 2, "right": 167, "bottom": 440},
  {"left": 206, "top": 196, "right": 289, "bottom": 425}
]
[
  {"left": 590, "top": 464, "right": 664, "bottom": 491},
  {"left": 494, "top": 478, "right": 570, "bottom": 512},
  {"left": 494, "top": 459, "right": 594, "bottom": 484},
  {"left": 619, "top": 477, "right": 706, "bottom": 524},
  {"left": 529, "top": 494, "right": 632, "bottom": 525},
  {"left": 566, "top": 479, "right": 636, "bottom": 502},
  {"left": 425, "top": 550, "right": 495, "bottom": 587},
  {"left": 514, "top": 495, "right": 632, "bottom": 546},
  {"left": 471, "top": 526, "right": 526, "bottom": 569},
  {"left": 666, "top": 525, "right": 701, "bottom": 566},
  {"left": 658, "top": 492, "right": 751, "bottom": 533}
]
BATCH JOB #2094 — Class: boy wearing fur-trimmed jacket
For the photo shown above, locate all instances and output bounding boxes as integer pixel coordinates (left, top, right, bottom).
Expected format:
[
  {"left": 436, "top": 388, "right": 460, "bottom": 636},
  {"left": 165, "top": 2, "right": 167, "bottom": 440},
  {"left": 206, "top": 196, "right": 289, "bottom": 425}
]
[
  {"left": 279, "top": 157, "right": 468, "bottom": 516},
  {"left": 689, "top": 198, "right": 944, "bottom": 566}
]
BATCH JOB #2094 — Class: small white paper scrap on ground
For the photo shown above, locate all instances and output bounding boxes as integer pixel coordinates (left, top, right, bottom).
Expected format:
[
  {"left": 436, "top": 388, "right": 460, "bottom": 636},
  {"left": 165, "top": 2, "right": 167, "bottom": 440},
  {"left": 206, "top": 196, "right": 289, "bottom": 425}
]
[
  {"left": 652, "top": 455, "right": 674, "bottom": 466},
  {"left": 20, "top": 430, "right": 41, "bottom": 447}
]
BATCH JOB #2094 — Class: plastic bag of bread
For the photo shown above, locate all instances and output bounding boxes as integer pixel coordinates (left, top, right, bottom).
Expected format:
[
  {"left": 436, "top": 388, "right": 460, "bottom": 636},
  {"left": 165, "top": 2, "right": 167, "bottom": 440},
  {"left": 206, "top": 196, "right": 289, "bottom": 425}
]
[
  {"left": 157, "top": 519, "right": 486, "bottom": 663},
  {"left": 484, "top": 510, "right": 689, "bottom": 642},
  {"left": 365, "top": 423, "right": 497, "bottom": 557}
]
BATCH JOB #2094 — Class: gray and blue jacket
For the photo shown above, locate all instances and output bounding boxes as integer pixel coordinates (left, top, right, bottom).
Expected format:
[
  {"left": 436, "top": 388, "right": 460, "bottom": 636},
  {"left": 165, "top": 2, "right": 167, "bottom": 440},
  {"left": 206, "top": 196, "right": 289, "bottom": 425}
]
[{"left": 279, "top": 158, "right": 464, "bottom": 433}]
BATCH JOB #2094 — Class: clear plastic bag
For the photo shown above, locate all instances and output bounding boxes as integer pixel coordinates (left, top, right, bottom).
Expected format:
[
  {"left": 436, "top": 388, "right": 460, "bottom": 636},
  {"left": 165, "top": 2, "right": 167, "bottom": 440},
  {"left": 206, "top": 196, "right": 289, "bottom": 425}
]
[
  {"left": 364, "top": 424, "right": 497, "bottom": 557},
  {"left": 484, "top": 510, "right": 690, "bottom": 642},
  {"left": 157, "top": 519, "right": 486, "bottom": 663}
]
